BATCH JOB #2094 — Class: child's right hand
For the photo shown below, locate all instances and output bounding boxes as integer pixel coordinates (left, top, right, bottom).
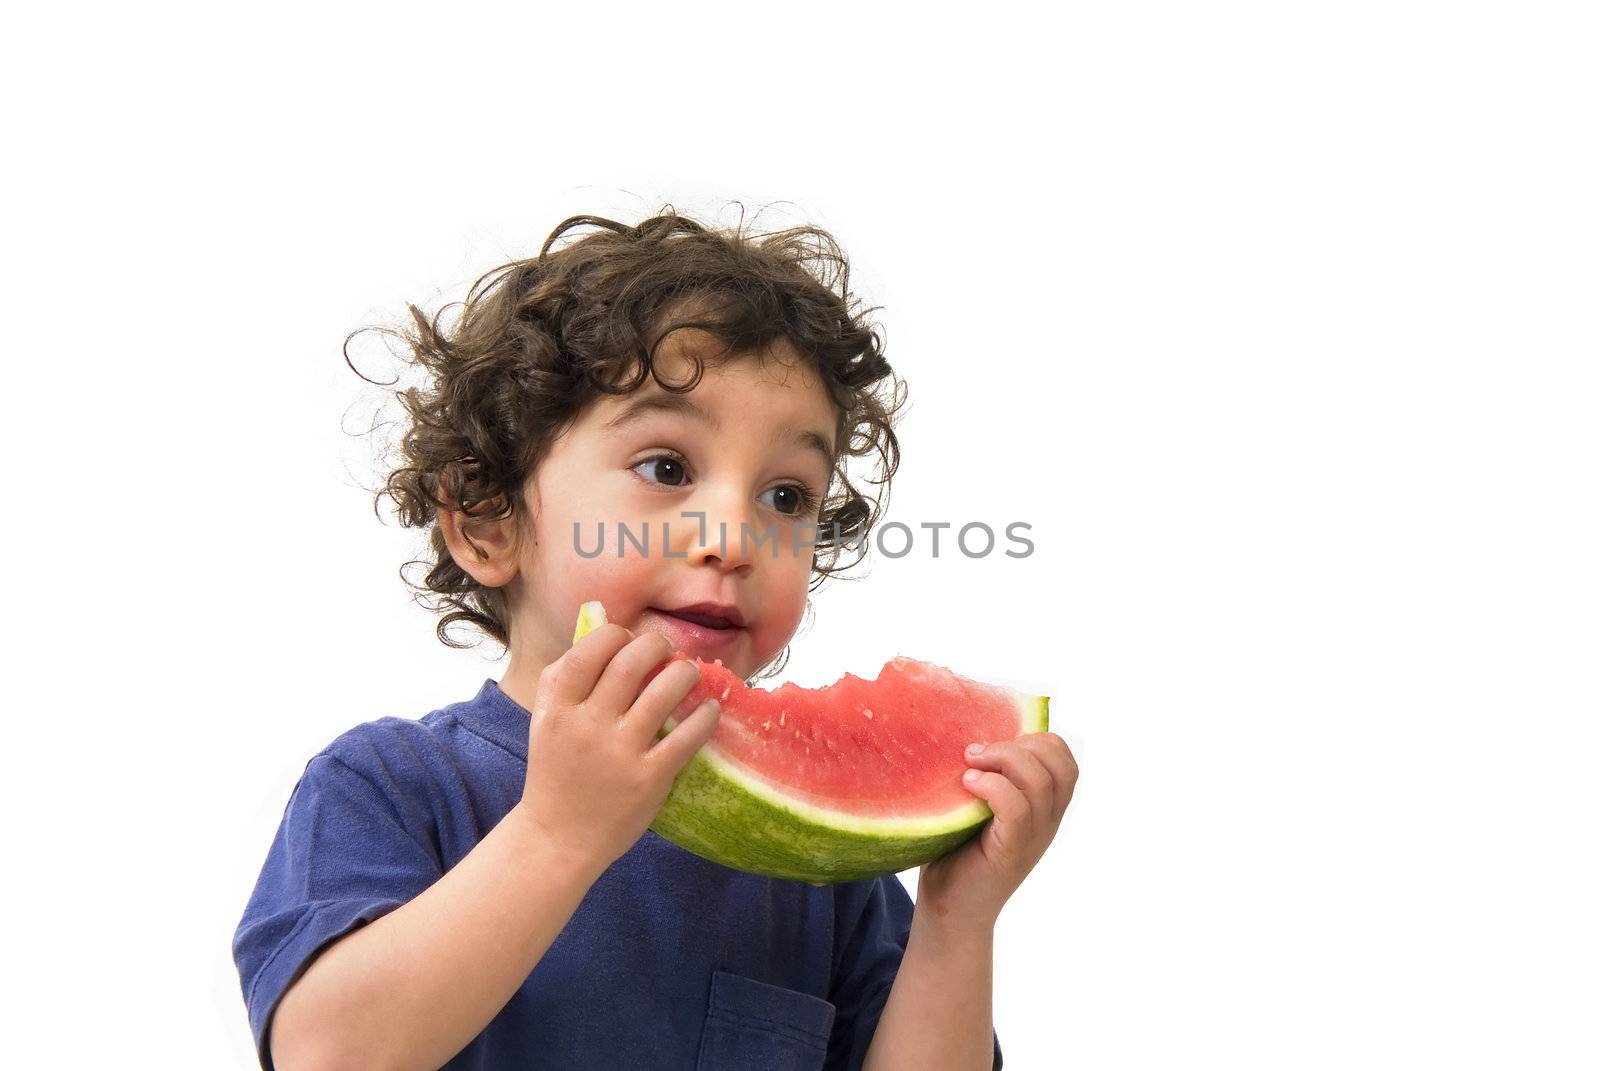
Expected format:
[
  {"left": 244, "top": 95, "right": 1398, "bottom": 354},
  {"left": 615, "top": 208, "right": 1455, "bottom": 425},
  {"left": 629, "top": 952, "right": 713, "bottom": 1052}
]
[{"left": 516, "top": 623, "right": 720, "bottom": 874}]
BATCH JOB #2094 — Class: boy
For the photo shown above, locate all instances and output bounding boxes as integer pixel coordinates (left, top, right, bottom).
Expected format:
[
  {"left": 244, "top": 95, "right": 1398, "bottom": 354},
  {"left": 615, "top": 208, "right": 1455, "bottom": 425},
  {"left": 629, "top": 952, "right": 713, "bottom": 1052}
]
[{"left": 233, "top": 209, "right": 1077, "bottom": 1070}]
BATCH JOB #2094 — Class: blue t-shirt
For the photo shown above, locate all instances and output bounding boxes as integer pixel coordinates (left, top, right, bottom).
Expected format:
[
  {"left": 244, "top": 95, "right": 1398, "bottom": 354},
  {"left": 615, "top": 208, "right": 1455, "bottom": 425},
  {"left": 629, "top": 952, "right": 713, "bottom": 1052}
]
[{"left": 233, "top": 678, "right": 1003, "bottom": 1070}]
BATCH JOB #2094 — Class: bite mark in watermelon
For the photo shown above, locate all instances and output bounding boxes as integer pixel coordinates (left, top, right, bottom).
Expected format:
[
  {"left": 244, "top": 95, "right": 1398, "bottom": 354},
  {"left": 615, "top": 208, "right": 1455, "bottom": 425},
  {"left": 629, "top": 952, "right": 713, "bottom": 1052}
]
[{"left": 572, "top": 600, "right": 1049, "bottom": 885}]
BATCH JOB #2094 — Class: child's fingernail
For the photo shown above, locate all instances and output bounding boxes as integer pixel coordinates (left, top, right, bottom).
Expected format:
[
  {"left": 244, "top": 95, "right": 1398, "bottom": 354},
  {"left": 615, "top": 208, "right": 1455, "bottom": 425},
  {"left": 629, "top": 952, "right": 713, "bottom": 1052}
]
[
  {"left": 964, "top": 768, "right": 981, "bottom": 781},
  {"left": 966, "top": 743, "right": 984, "bottom": 756}
]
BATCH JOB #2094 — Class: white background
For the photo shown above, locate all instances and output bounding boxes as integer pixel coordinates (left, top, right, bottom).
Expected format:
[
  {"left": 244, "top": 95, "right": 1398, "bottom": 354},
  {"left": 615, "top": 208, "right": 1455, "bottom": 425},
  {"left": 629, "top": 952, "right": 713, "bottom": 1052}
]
[{"left": 5, "top": 1, "right": 1596, "bottom": 1067}]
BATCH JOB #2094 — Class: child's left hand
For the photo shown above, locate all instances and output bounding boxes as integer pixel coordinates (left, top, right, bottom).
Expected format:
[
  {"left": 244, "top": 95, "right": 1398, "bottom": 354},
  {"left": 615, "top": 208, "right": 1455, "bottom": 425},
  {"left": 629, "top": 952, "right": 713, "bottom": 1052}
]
[{"left": 915, "top": 732, "right": 1079, "bottom": 934}]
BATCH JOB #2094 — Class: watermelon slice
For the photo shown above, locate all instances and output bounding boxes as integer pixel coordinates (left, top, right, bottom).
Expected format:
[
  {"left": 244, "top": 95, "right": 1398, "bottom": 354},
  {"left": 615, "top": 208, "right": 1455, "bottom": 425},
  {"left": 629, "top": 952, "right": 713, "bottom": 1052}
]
[{"left": 571, "top": 600, "right": 1049, "bottom": 885}]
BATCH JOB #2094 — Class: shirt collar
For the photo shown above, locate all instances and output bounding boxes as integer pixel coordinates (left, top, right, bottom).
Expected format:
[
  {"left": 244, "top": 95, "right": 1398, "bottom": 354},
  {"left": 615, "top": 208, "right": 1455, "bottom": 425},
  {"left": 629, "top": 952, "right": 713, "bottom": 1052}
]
[{"left": 452, "top": 677, "right": 533, "bottom": 761}]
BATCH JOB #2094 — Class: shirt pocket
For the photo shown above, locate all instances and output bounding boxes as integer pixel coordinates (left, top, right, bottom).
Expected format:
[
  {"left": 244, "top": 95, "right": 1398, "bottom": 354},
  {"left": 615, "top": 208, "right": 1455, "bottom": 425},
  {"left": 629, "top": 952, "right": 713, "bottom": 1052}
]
[{"left": 695, "top": 969, "right": 837, "bottom": 1071}]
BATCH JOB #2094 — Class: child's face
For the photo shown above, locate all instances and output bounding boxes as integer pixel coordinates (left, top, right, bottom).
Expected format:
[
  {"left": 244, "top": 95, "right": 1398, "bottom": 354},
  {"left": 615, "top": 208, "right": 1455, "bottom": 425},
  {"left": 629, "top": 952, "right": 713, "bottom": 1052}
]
[{"left": 504, "top": 332, "right": 839, "bottom": 681}]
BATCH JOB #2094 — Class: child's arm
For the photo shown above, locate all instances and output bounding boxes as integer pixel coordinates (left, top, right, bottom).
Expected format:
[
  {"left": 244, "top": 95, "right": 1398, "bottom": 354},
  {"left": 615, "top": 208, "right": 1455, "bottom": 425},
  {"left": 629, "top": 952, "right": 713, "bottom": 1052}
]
[
  {"left": 269, "top": 804, "right": 606, "bottom": 1071},
  {"left": 860, "top": 915, "right": 996, "bottom": 1071},
  {"left": 270, "top": 625, "right": 718, "bottom": 1071},
  {"left": 862, "top": 730, "right": 1078, "bottom": 1069}
]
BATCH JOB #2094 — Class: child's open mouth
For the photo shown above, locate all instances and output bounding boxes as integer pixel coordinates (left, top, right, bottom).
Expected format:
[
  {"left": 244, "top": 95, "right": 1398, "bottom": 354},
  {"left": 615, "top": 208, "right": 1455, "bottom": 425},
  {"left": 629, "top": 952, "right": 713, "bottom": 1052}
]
[
  {"left": 646, "top": 605, "right": 746, "bottom": 653},
  {"left": 654, "top": 602, "right": 746, "bottom": 629}
]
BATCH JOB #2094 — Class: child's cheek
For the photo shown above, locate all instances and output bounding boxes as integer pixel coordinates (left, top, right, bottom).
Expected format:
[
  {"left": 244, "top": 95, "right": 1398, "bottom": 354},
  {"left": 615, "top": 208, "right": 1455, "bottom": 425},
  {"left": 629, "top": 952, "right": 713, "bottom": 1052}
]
[
  {"left": 753, "top": 568, "right": 810, "bottom": 654},
  {"left": 576, "top": 561, "right": 654, "bottom": 620}
]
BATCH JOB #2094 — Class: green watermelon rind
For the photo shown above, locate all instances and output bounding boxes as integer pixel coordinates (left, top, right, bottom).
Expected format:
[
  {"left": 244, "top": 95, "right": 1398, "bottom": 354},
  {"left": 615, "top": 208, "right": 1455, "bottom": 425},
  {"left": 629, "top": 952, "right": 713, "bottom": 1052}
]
[{"left": 648, "top": 691, "right": 1050, "bottom": 885}]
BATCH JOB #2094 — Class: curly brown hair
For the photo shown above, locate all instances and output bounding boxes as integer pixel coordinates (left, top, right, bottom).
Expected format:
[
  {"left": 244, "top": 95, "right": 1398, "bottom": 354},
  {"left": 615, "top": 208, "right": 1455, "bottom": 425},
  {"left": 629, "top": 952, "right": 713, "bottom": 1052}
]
[{"left": 345, "top": 205, "right": 907, "bottom": 682}]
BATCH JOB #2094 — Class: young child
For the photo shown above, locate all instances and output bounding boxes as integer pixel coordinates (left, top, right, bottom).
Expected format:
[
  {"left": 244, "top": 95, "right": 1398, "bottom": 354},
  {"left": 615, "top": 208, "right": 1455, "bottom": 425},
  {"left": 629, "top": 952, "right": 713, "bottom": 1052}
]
[{"left": 232, "top": 208, "right": 1077, "bottom": 1070}]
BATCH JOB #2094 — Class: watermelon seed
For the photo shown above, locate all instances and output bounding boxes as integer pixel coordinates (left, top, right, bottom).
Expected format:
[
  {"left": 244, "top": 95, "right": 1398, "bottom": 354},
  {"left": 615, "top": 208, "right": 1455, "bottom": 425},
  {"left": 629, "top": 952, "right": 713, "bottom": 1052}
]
[
  {"left": 779, "top": 710, "right": 787, "bottom": 727},
  {"left": 761, "top": 720, "right": 771, "bottom": 730},
  {"left": 862, "top": 708, "right": 874, "bottom": 719},
  {"left": 720, "top": 686, "right": 731, "bottom": 701}
]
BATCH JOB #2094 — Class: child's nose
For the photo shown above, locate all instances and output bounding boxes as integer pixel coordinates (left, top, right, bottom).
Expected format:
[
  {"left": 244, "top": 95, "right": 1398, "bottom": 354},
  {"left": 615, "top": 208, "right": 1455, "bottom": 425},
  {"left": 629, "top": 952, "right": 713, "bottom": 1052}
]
[{"left": 673, "top": 492, "right": 760, "bottom": 570}]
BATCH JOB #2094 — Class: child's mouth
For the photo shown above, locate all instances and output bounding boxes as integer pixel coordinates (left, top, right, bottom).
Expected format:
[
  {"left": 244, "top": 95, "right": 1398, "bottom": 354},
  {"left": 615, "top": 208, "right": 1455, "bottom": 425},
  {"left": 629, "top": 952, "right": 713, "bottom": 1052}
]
[
  {"left": 663, "top": 610, "right": 733, "bottom": 629},
  {"left": 645, "top": 607, "right": 746, "bottom": 652}
]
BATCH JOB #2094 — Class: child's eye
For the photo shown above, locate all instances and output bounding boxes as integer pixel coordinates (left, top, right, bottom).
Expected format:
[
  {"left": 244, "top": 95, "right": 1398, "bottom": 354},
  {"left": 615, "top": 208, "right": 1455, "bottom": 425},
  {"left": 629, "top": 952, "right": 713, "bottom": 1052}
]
[
  {"left": 632, "top": 454, "right": 690, "bottom": 487},
  {"left": 759, "top": 483, "right": 822, "bottom": 517},
  {"left": 631, "top": 453, "right": 820, "bottom": 517}
]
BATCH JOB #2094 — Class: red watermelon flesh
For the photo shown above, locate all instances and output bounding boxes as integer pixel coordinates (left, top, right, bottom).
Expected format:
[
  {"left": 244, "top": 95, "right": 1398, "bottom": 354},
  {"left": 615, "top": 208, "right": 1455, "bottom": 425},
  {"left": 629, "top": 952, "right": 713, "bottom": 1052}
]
[
  {"left": 572, "top": 597, "right": 1050, "bottom": 882},
  {"left": 652, "top": 653, "right": 1035, "bottom": 818}
]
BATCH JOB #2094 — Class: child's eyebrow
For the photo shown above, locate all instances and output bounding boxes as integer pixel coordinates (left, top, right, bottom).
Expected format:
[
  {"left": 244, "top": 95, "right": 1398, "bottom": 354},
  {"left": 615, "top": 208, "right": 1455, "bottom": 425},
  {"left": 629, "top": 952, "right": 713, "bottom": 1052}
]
[
  {"left": 604, "top": 392, "right": 835, "bottom": 468},
  {"left": 605, "top": 392, "right": 719, "bottom": 433}
]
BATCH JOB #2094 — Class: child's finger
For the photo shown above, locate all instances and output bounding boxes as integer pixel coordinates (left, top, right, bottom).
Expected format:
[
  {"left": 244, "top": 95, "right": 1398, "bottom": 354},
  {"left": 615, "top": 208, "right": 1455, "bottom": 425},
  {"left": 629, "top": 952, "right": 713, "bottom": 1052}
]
[
  {"left": 1015, "top": 732, "right": 1080, "bottom": 817},
  {"left": 586, "top": 632, "right": 676, "bottom": 716},
  {"left": 961, "top": 766, "right": 1029, "bottom": 829},
  {"left": 967, "top": 741, "right": 1053, "bottom": 820},
  {"left": 622, "top": 657, "right": 704, "bottom": 747},
  {"left": 545, "top": 623, "right": 633, "bottom": 706},
  {"left": 646, "top": 696, "right": 721, "bottom": 774}
]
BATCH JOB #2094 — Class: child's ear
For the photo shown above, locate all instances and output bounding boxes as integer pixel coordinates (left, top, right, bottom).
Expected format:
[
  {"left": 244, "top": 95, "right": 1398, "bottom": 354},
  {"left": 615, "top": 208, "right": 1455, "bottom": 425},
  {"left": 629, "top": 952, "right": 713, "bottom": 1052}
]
[{"left": 437, "top": 486, "right": 522, "bottom": 589}]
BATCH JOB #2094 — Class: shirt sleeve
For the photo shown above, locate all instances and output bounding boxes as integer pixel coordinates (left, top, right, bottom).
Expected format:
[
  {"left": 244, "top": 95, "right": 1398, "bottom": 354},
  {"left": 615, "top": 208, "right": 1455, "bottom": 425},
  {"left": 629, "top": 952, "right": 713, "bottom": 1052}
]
[
  {"left": 825, "top": 874, "right": 1003, "bottom": 1071},
  {"left": 231, "top": 752, "right": 445, "bottom": 1071}
]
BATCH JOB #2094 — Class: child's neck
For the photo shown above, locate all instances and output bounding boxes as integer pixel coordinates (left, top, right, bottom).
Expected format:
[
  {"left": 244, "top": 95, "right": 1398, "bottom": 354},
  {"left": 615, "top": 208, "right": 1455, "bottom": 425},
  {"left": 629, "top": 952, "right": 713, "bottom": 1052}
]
[{"left": 497, "top": 630, "right": 560, "bottom": 720}]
